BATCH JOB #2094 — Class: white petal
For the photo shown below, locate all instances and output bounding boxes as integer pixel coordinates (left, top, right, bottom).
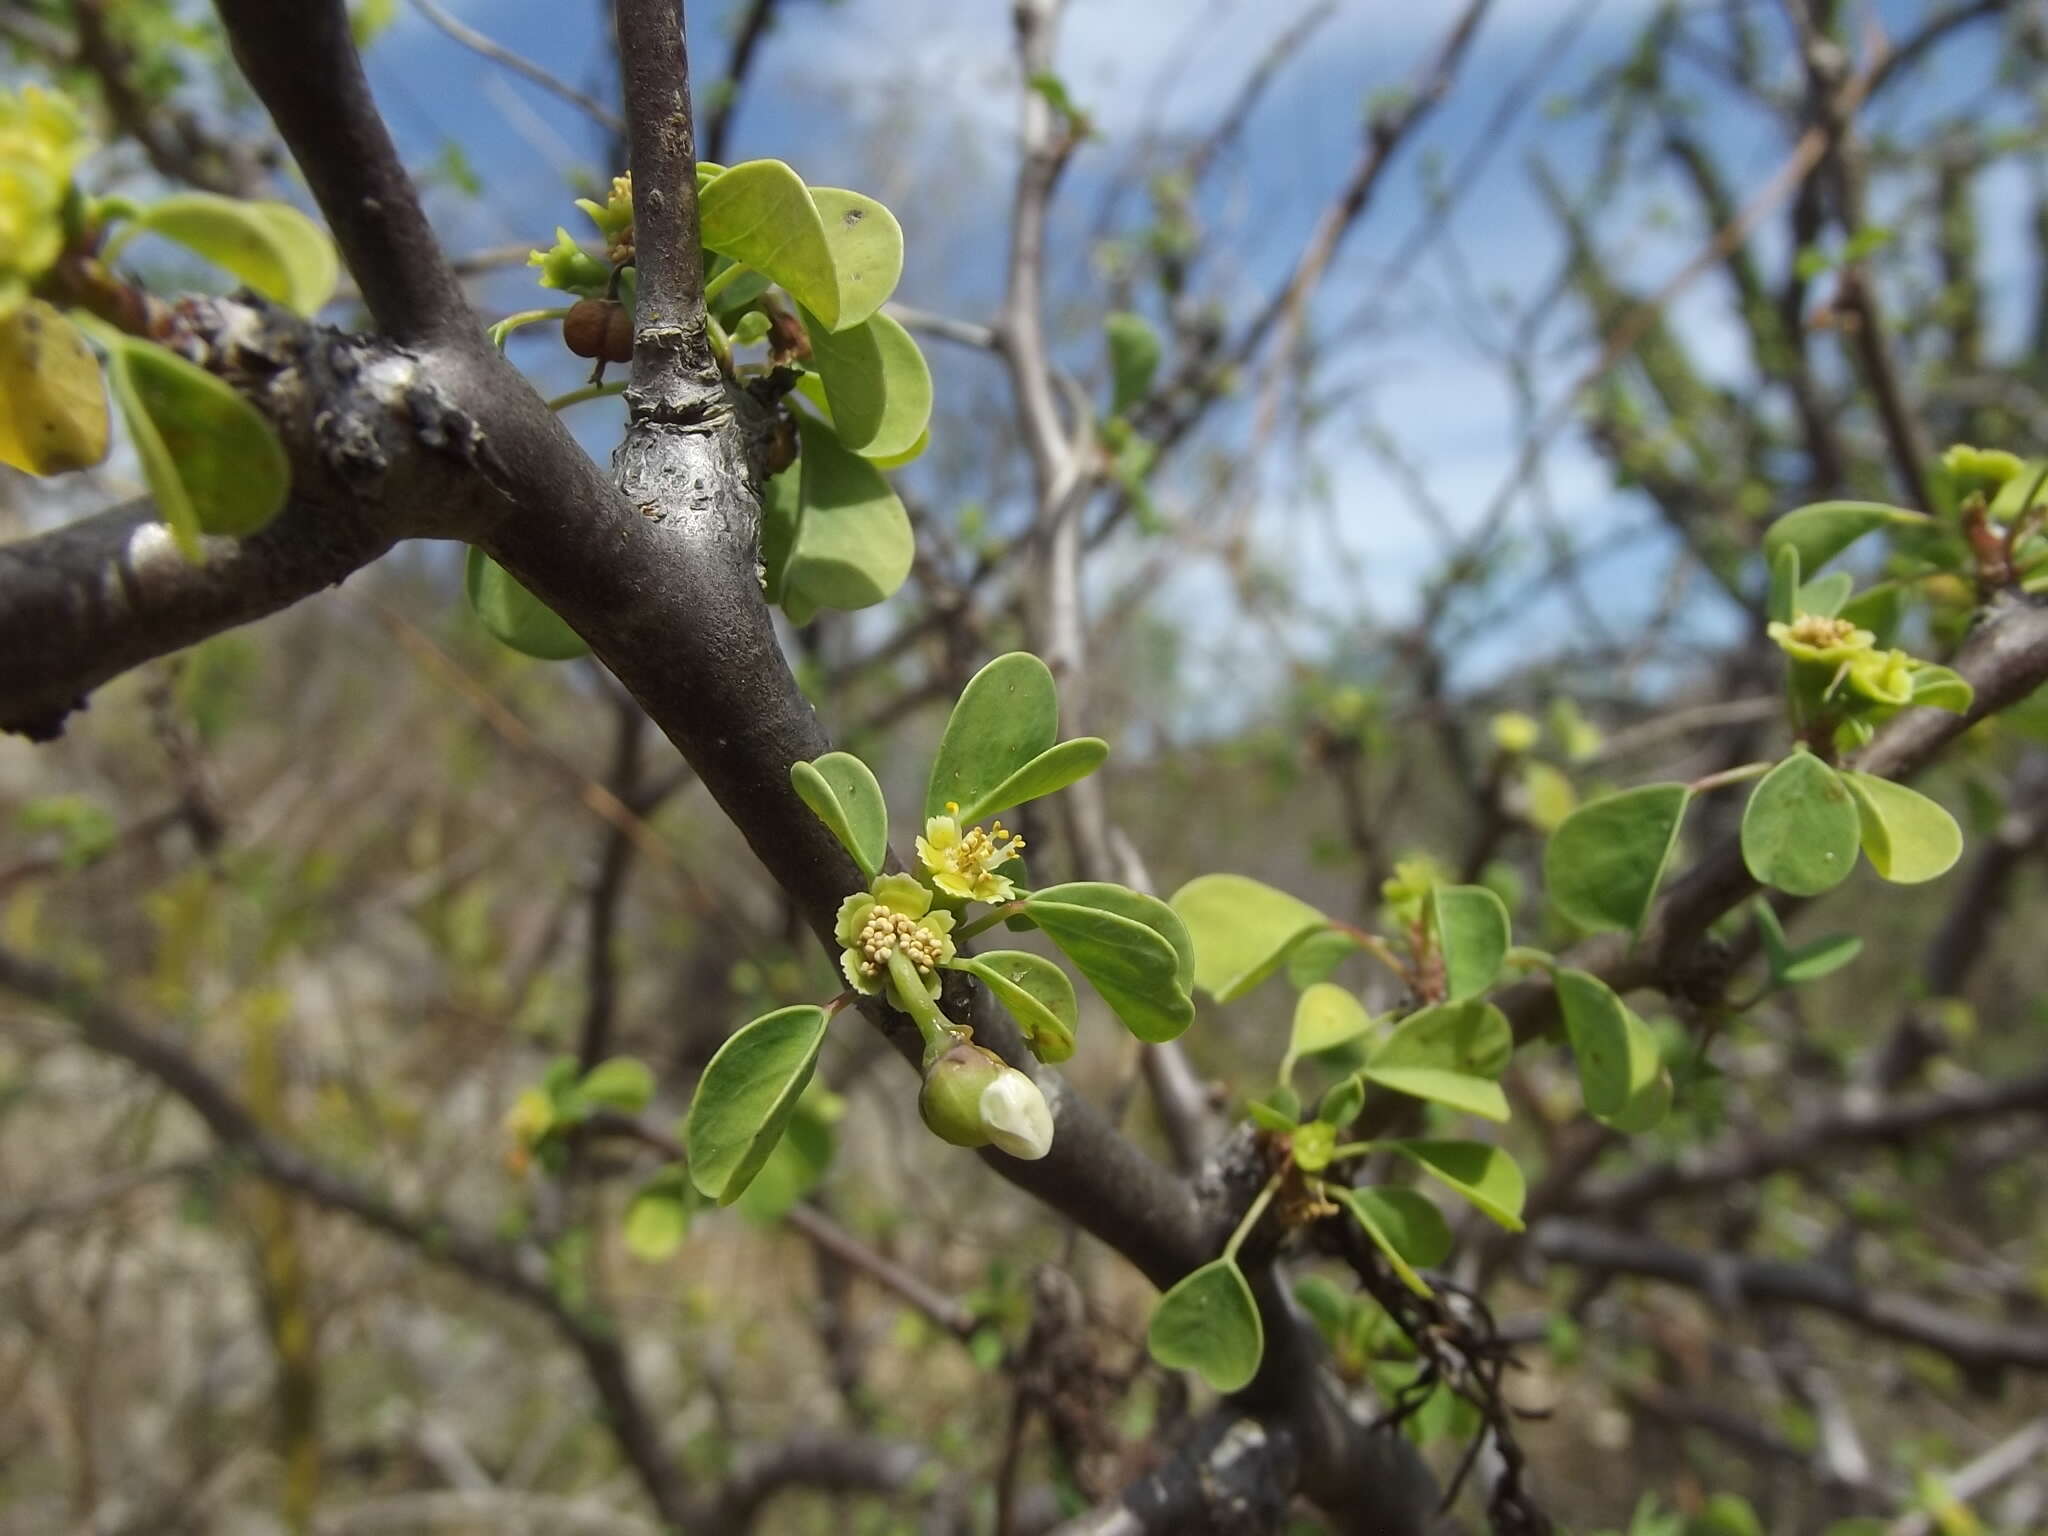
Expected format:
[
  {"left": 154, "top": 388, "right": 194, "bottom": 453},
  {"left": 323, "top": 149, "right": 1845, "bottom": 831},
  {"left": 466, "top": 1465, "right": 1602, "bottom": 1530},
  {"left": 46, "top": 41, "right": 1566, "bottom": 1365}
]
[{"left": 979, "top": 1069, "right": 1054, "bottom": 1160}]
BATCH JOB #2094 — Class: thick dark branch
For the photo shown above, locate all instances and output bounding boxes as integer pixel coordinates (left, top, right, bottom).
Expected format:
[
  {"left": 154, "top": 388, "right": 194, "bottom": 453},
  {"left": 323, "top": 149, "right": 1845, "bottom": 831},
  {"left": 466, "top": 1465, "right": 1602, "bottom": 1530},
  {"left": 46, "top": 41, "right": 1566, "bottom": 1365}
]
[
  {"left": 1533, "top": 1218, "right": 2048, "bottom": 1378},
  {"left": 0, "top": 301, "right": 497, "bottom": 740},
  {"left": 1051, "top": 1410, "right": 1297, "bottom": 1536},
  {"left": 214, "top": 0, "right": 474, "bottom": 343}
]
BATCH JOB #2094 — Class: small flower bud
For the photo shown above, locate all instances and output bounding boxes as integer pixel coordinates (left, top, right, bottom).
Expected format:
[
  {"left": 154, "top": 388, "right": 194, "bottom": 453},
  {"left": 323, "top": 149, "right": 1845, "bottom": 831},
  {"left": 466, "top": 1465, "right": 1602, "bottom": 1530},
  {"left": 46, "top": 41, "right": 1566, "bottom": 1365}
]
[
  {"left": 979, "top": 1066, "right": 1054, "bottom": 1160},
  {"left": 919, "top": 1040, "right": 1001, "bottom": 1148}
]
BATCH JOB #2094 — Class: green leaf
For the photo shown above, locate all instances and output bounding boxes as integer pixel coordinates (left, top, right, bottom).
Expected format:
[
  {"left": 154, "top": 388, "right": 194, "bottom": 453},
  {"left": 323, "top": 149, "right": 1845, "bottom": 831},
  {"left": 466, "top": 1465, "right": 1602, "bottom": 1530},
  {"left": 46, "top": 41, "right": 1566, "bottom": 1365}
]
[
  {"left": 1362, "top": 1065, "right": 1509, "bottom": 1122},
  {"left": 791, "top": 751, "right": 889, "bottom": 878},
  {"left": 1390, "top": 1140, "right": 1526, "bottom": 1231},
  {"left": 1170, "top": 874, "right": 1328, "bottom": 1002},
  {"left": 1029, "top": 883, "right": 1194, "bottom": 991},
  {"left": 955, "top": 737, "right": 1110, "bottom": 827},
  {"left": 1105, "top": 310, "right": 1160, "bottom": 415},
  {"left": 107, "top": 193, "right": 339, "bottom": 316},
  {"left": 1544, "top": 784, "right": 1691, "bottom": 934},
  {"left": 781, "top": 408, "right": 914, "bottom": 613},
  {"left": 797, "top": 306, "right": 932, "bottom": 460},
  {"left": 1755, "top": 901, "right": 1864, "bottom": 986},
  {"left": 1427, "top": 885, "right": 1510, "bottom": 1001},
  {"left": 465, "top": 547, "right": 589, "bottom": 660},
  {"left": 734, "top": 1087, "right": 839, "bottom": 1225},
  {"left": 951, "top": 951, "right": 1079, "bottom": 1063},
  {"left": 1741, "top": 753, "right": 1860, "bottom": 896},
  {"left": 1363, "top": 999, "right": 1511, "bottom": 1121},
  {"left": 1289, "top": 983, "right": 1372, "bottom": 1061},
  {"left": 0, "top": 300, "right": 108, "bottom": 475},
  {"left": 622, "top": 1169, "right": 693, "bottom": 1261},
  {"left": 1286, "top": 928, "right": 1358, "bottom": 988},
  {"left": 1762, "top": 499, "right": 1929, "bottom": 573},
  {"left": 1841, "top": 771, "right": 1963, "bottom": 884},
  {"left": 1602, "top": 1063, "right": 1673, "bottom": 1134},
  {"left": 1768, "top": 543, "right": 1801, "bottom": 625},
  {"left": 1909, "top": 665, "right": 1973, "bottom": 713},
  {"left": 1796, "top": 570, "right": 1854, "bottom": 618},
  {"left": 1839, "top": 582, "right": 1904, "bottom": 647},
  {"left": 1246, "top": 1098, "right": 1299, "bottom": 1132},
  {"left": 1369, "top": 998, "right": 1511, "bottom": 1079},
  {"left": 1338, "top": 1187, "right": 1450, "bottom": 1297},
  {"left": 1025, "top": 893, "right": 1193, "bottom": 1043},
  {"left": 1147, "top": 1258, "right": 1263, "bottom": 1393},
  {"left": 1552, "top": 969, "right": 1660, "bottom": 1120},
  {"left": 926, "top": 652, "right": 1059, "bottom": 820},
  {"left": 697, "top": 160, "right": 842, "bottom": 329},
  {"left": 685, "top": 1005, "right": 828, "bottom": 1204},
  {"left": 808, "top": 186, "right": 903, "bottom": 330},
  {"left": 96, "top": 328, "right": 290, "bottom": 552},
  {"left": 1318, "top": 1073, "right": 1365, "bottom": 1126},
  {"left": 580, "top": 1056, "right": 655, "bottom": 1114}
]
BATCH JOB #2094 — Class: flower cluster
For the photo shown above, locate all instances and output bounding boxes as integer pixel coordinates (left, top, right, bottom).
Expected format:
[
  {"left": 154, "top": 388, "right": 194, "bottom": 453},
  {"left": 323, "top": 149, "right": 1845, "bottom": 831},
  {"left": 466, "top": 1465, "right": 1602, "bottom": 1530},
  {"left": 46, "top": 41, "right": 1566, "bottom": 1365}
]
[
  {"left": 916, "top": 805, "right": 1025, "bottom": 903},
  {"left": 1767, "top": 611, "right": 1971, "bottom": 731},
  {"left": 0, "top": 88, "right": 86, "bottom": 317},
  {"left": 835, "top": 873, "right": 957, "bottom": 1006},
  {"left": 574, "top": 174, "right": 634, "bottom": 265}
]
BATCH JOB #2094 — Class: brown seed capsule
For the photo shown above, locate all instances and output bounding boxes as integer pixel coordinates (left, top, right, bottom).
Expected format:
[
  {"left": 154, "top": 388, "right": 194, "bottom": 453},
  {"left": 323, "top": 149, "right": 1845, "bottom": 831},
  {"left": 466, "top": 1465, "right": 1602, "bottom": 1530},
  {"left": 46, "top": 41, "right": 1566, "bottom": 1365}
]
[
  {"left": 562, "top": 297, "right": 611, "bottom": 359},
  {"left": 601, "top": 301, "right": 635, "bottom": 364}
]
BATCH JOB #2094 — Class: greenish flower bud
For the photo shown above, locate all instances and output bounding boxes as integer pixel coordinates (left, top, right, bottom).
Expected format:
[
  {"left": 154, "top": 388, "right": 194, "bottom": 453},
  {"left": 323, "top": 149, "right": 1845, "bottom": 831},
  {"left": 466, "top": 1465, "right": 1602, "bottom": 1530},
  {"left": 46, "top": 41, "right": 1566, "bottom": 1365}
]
[
  {"left": 919, "top": 1040, "right": 1001, "bottom": 1148},
  {"left": 1942, "top": 443, "right": 2025, "bottom": 495}
]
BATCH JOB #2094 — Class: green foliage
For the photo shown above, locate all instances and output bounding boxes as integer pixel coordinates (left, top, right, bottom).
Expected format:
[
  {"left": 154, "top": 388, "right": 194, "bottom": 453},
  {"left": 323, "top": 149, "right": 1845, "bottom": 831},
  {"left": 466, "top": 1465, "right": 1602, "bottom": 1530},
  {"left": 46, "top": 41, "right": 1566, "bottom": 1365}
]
[
  {"left": 924, "top": 652, "right": 1110, "bottom": 823},
  {"left": 1024, "top": 883, "right": 1195, "bottom": 1043},
  {"left": 579, "top": 1056, "right": 655, "bottom": 1114},
  {"left": 1170, "top": 873, "right": 1327, "bottom": 1001},
  {"left": 1753, "top": 900, "right": 1863, "bottom": 988},
  {"left": 1287, "top": 982, "right": 1373, "bottom": 1065},
  {"left": 950, "top": 951, "right": 1079, "bottom": 1063},
  {"left": 1338, "top": 1187, "right": 1451, "bottom": 1298},
  {"left": 463, "top": 548, "right": 589, "bottom": 661},
  {"left": 622, "top": 1165, "right": 694, "bottom": 1261},
  {"left": 1147, "top": 1258, "right": 1263, "bottom": 1393},
  {"left": 768, "top": 408, "right": 916, "bottom": 617},
  {"left": 102, "top": 192, "right": 338, "bottom": 316},
  {"left": 790, "top": 751, "right": 889, "bottom": 878},
  {"left": 1363, "top": 999, "right": 1511, "bottom": 1122},
  {"left": 1544, "top": 783, "right": 1690, "bottom": 934},
  {"left": 1554, "top": 967, "right": 1663, "bottom": 1126},
  {"left": 1105, "top": 310, "right": 1160, "bottom": 415},
  {"left": 1425, "top": 884, "right": 1509, "bottom": 1001},
  {"left": 84, "top": 318, "right": 290, "bottom": 554},
  {"left": 798, "top": 305, "right": 931, "bottom": 459},
  {"left": 698, "top": 160, "right": 844, "bottom": 328},
  {"left": 1842, "top": 771, "right": 1963, "bottom": 883},
  {"left": 1762, "top": 498, "right": 1929, "bottom": 572},
  {"left": 0, "top": 301, "right": 107, "bottom": 475},
  {"left": 1390, "top": 1139, "right": 1526, "bottom": 1230},
  {"left": 685, "top": 1004, "right": 828, "bottom": 1205},
  {"left": 1741, "top": 752, "right": 1860, "bottom": 896}
]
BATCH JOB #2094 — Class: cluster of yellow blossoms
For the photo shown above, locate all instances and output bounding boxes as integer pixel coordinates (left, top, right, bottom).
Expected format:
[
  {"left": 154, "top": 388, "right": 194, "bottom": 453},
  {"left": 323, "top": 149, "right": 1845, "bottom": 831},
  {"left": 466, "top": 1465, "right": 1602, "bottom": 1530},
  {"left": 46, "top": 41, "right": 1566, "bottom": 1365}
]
[
  {"left": 916, "top": 803, "right": 1025, "bottom": 903},
  {"left": 0, "top": 88, "right": 86, "bottom": 317}
]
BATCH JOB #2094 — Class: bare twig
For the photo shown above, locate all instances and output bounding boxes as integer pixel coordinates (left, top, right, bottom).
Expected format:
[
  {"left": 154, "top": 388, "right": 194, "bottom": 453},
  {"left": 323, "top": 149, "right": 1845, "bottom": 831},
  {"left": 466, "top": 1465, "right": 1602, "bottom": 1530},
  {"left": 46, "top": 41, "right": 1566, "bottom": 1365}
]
[{"left": 409, "top": 0, "right": 624, "bottom": 134}]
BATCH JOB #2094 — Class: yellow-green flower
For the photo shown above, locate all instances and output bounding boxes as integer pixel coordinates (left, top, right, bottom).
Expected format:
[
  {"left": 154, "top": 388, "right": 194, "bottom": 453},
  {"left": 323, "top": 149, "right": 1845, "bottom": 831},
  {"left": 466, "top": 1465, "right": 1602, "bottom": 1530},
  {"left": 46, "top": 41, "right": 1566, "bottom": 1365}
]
[
  {"left": 916, "top": 806, "right": 1025, "bottom": 903},
  {"left": 575, "top": 172, "right": 634, "bottom": 263},
  {"left": 1845, "top": 646, "right": 1915, "bottom": 707},
  {"left": 0, "top": 88, "right": 88, "bottom": 318},
  {"left": 835, "top": 873, "right": 957, "bottom": 1003},
  {"left": 1380, "top": 854, "right": 1451, "bottom": 928},
  {"left": 1942, "top": 444, "right": 2024, "bottom": 494},
  {"left": 1768, "top": 613, "right": 1875, "bottom": 668},
  {"left": 1490, "top": 711, "right": 1540, "bottom": 755}
]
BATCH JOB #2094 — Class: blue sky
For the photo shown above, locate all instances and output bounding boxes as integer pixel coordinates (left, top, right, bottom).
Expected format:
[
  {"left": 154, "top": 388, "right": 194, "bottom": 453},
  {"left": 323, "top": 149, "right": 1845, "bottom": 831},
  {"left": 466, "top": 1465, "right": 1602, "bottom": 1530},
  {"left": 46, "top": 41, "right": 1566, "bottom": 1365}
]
[{"left": 355, "top": 0, "right": 2017, "bottom": 713}]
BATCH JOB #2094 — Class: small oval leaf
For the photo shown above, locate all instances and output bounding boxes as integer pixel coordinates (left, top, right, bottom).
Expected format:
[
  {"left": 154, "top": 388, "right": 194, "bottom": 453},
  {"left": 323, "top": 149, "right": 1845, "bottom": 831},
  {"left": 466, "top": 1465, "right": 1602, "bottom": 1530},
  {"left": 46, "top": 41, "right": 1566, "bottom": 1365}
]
[
  {"left": 109, "top": 193, "right": 338, "bottom": 315},
  {"left": 1544, "top": 783, "right": 1691, "bottom": 934},
  {"left": 791, "top": 751, "right": 889, "bottom": 878},
  {"left": 783, "top": 408, "right": 914, "bottom": 612},
  {"left": 955, "top": 737, "right": 1109, "bottom": 826},
  {"left": 1338, "top": 1186, "right": 1450, "bottom": 1297},
  {"left": 1762, "top": 499, "right": 1928, "bottom": 574},
  {"left": 1170, "top": 873, "right": 1328, "bottom": 1002},
  {"left": 465, "top": 547, "right": 590, "bottom": 660},
  {"left": 685, "top": 1005, "right": 828, "bottom": 1205},
  {"left": 1147, "top": 1258, "right": 1263, "bottom": 1394},
  {"left": 1741, "top": 752, "right": 1860, "bottom": 897},
  {"left": 1427, "top": 885, "right": 1510, "bottom": 1001},
  {"left": 952, "top": 950, "right": 1079, "bottom": 1063},
  {"left": 1553, "top": 968, "right": 1660, "bottom": 1119},
  {"left": 1029, "top": 882, "right": 1193, "bottom": 991},
  {"left": 1391, "top": 1139, "right": 1526, "bottom": 1231},
  {"left": 1841, "top": 771, "right": 1963, "bottom": 884},
  {"left": 809, "top": 186, "right": 904, "bottom": 329},
  {"left": 798, "top": 306, "right": 932, "bottom": 460},
  {"left": 926, "top": 653, "right": 1060, "bottom": 820},
  {"left": 698, "top": 160, "right": 841, "bottom": 329},
  {"left": 1290, "top": 983, "right": 1372, "bottom": 1061},
  {"left": 1024, "top": 895, "right": 1192, "bottom": 1043},
  {"left": 1369, "top": 998, "right": 1512, "bottom": 1080},
  {"left": 0, "top": 300, "right": 108, "bottom": 475}
]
